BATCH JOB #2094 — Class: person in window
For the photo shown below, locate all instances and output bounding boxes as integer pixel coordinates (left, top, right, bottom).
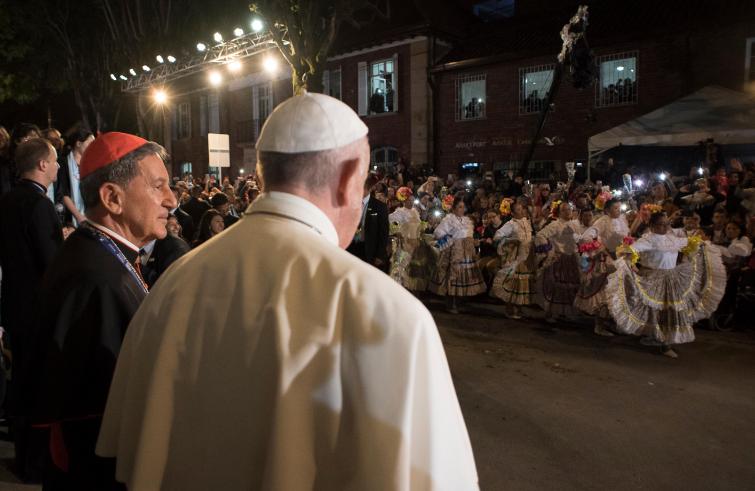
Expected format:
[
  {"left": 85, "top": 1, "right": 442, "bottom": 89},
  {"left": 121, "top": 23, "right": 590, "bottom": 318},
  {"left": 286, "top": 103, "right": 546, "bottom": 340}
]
[
  {"left": 465, "top": 97, "right": 480, "bottom": 119},
  {"left": 385, "top": 79, "right": 394, "bottom": 112},
  {"left": 369, "top": 88, "right": 385, "bottom": 114}
]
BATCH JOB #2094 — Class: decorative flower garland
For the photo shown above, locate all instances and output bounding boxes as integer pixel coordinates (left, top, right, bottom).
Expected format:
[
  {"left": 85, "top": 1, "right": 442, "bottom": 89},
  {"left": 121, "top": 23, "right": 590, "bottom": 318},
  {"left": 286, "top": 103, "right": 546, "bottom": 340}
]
[
  {"left": 578, "top": 239, "right": 602, "bottom": 254},
  {"left": 639, "top": 203, "right": 663, "bottom": 221},
  {"left": 680, "top": 235, "right": 703, "bottom": 257},
  {"left": 615, "top": 242, "right": 640, "bottom": 265}
]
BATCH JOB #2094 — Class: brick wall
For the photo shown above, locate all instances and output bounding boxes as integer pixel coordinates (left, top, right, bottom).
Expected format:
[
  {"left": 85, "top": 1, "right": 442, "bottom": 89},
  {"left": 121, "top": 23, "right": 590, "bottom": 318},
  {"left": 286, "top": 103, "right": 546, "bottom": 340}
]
[{"left": 434, "top": 27, "right": 754, "bottom": 179}]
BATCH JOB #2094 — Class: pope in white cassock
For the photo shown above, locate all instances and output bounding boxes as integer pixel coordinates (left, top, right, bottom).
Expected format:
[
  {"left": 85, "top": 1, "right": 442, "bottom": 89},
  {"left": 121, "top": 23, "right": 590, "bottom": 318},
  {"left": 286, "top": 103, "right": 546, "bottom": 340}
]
[{"left": 96, "top": 92, "right": 479, "bottom": 490}]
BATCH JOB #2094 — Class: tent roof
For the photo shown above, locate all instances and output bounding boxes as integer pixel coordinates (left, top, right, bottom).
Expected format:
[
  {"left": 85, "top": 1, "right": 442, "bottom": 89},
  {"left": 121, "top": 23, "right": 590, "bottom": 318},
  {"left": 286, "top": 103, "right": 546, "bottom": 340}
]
[{"left": 588, "top": 86, "right": 755, "bottom": 155}]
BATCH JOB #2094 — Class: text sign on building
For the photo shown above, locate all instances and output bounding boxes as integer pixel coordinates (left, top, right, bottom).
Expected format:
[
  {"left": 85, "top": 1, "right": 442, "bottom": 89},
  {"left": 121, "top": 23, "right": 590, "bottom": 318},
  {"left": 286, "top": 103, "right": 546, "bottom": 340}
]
[{"left": 208, "top": 133, "right": 230, "bottom": 168}]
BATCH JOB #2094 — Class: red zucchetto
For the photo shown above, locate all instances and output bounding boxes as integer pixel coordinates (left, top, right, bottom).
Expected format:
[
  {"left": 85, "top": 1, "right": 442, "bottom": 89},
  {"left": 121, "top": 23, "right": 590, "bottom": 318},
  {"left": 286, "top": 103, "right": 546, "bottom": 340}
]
[{"left": 80, "top": 132, "right": 148, "bottom": 179}]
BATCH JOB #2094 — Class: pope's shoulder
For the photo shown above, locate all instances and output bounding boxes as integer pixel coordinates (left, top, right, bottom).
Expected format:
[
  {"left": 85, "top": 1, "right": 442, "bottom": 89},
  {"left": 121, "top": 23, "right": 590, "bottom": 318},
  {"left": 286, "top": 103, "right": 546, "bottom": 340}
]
[{"left": 159, "top": 213, "right": 434, "bottom": 326}]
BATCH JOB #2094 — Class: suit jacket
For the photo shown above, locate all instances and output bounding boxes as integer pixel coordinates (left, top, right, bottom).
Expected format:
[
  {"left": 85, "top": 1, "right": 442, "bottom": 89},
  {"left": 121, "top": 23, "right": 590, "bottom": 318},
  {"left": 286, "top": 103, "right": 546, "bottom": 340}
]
[
  {"left": 347, "top": 196, "right": 389, "bottom": 268},
  {"left": 181, "top": 197, "right": 211, "bottom": 229},
  {"left": 173, "top": 207, "right": 195, "bottom": 244},
  {"left": 0, "top": 179, "right": 63, "bottom": 340},
  {"left": 142, "top": 235, "right": 191, "bottom": 288}
]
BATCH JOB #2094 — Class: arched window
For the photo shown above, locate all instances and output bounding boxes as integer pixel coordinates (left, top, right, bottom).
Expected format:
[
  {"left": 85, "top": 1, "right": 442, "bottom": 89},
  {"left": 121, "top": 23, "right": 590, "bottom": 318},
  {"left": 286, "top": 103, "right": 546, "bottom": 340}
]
[{"left": 370, "top": 146, "right": 399, "bottom": 171}]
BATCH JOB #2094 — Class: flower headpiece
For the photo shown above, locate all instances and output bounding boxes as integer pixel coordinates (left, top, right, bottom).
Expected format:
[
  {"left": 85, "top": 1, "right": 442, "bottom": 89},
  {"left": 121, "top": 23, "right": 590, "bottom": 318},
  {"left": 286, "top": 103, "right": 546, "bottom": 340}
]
[
  {"left": 550, "top": 199, "right": 563, "bottom": 219},
  {"left": 442, "top": 194, "right": 455, "bottom": 211},
  {"left": 499, "top": 198, "right": 514, "bottom": 216},
  {"left": 396, "top": 186, "right": 413, "bottom": 202},
  {"left": 639, "top": 203, "right": 663, "bottom": 221},
  {"left": 594, "top": 191, "right": 612, "bottom": 210}
]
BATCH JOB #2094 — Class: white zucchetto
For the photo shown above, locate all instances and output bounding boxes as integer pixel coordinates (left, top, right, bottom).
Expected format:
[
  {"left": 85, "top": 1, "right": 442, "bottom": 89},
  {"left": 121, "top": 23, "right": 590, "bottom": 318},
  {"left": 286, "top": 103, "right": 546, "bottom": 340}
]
[{"left": 256, "top": 90, "right": 368, "bottom": 153}]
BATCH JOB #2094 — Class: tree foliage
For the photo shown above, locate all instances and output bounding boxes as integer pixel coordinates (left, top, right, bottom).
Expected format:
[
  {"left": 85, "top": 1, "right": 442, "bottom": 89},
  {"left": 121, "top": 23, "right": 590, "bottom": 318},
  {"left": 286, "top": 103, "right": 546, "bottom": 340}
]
[{"left": 250, "top": 0, "right": 390, "bottom": 94}]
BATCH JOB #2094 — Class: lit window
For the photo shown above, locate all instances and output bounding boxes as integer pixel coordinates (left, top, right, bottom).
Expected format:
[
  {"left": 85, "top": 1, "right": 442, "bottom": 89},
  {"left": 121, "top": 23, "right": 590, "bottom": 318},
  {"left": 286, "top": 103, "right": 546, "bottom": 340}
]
[
  {"left": 595, "top": 51, "right": 638, "bottom": 107},
  {"left": 369, "top": 59, "right": 396, "bottom": 114},
  {"left": 323, "top": 68, "right": 342, "bottom": 100},
  {"left": 456, "top": 74, "right": 486, "bottom": 121},
  {"left": 519, "top": 65, "right": 555, "bottom": 114}
]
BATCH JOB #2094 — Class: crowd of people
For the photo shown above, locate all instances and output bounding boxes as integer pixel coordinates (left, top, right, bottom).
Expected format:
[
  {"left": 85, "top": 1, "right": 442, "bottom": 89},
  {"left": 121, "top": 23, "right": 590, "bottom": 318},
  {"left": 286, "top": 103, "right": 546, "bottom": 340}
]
[
  {"left": 0, "top": 101, "right": 753, "bottom": 488},
  {"left": 347, "top": 157, "right": 754, "bottom": 360}
]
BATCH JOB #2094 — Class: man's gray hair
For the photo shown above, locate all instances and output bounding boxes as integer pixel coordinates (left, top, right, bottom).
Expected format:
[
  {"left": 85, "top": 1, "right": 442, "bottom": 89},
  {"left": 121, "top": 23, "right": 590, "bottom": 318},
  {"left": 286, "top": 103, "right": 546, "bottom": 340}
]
[
  {"left": 256, "top": 148, "right": 343, "bottom": 190},
  {"left": 80, "top": 142, "right": 167, "bottom": 210}
]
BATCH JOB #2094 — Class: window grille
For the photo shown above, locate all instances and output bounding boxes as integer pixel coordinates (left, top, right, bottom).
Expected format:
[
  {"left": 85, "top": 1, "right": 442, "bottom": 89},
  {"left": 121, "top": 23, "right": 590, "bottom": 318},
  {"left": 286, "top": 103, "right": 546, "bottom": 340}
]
[
  {"left": 519, "top": 65, "right": 555, "bottom": 114},
  {"left": 455, "top": 73, "right": 486, "bottom": 120},
  {"left": 595, "top": 51, "right": 638, "bottom": 107}
]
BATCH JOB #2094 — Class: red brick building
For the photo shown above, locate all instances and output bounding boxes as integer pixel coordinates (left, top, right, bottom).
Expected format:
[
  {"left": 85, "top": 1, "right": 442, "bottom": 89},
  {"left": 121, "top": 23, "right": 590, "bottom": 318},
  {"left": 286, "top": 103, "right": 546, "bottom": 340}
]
[
  {"left": 432, "top": 0, "right": 755, "bottom": 180},
  {"left": 161, "top": 0, "right": 755, "bottom": 181}
]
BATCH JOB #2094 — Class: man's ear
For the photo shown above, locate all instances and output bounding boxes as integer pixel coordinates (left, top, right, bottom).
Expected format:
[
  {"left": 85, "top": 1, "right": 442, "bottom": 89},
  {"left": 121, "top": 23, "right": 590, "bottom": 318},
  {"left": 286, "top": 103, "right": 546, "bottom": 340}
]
[
  {"left": 99, "top": 183, "right": 126, "bottom": 216},
  {"left": 336, "top": 157, "right": 364, "bottom": 207}
]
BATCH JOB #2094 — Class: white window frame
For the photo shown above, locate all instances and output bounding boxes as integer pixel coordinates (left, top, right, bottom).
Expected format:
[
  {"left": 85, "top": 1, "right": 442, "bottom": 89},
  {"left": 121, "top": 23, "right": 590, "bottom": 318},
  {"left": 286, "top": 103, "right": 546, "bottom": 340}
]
[
  {"left": 370, "top": 146, "right": 399, "bottom": 171},
  {"left": 595, "top": 50, "right": 639, "bottom": 108},
  {"left": 252, "top": 82, "right": 273, "bottom": 131},
  {"left": 199, "top": 95, "right": 208, "bottom": 136},
  {"left": 360, "top": 55, "right": 398, "bottom": 115},
  {"left": 455, "top": 73, "right": 486, "bottom": 121},
  {"left": 745, "top": 37, "right": 755, "bottom": 85},
  {"left": 177, "top": 102, "right": 191, "bottom": 139},
  {"left": 323, "top": 67, "right": 342, "bottom": 100},
  {"left": 519, "top": 64, "right": 555, "bottom": 115}
]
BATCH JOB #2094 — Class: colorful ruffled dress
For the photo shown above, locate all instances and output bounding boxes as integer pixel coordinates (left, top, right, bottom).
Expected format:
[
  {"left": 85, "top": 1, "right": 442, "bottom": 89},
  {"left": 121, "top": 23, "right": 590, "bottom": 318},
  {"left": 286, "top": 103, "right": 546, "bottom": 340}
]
[
  {"left": 429, "top": 214, "right": 486, "bottom": 297},
  {"left": 573, "top": 228, "right": 614, "bottom": 317},
  {"left": 606, "top": 234, "right": 725, "bottom": 345},
  {"left": 388, "top": 207, "right": 431, "bottom": 291},
  {"left": 490, "top": 217, "right": 536, "bottom": 305},
  {"left": 534, "top": 219, "right": 584, "bottom": 316}
]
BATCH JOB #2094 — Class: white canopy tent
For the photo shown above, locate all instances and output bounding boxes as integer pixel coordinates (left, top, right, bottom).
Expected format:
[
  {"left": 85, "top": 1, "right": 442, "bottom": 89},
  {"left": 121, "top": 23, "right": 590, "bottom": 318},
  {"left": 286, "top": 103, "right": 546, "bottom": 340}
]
[{"left": 588, "top": 86, "right": 755, "bottom": 176}]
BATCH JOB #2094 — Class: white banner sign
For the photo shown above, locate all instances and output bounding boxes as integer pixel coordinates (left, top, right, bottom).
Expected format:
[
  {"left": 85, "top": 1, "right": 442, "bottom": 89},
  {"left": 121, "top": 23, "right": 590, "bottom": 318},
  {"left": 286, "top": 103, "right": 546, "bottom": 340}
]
[{"left": 208, "top": 133, "right": 230, "bottom": 168}]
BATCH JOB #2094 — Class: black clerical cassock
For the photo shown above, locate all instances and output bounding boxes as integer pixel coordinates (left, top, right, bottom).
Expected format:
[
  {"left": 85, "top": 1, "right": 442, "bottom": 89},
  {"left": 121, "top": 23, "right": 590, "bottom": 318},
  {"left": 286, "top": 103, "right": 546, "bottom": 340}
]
[{"left": 25, "top": 222, "right": 148, "bottom": 489}]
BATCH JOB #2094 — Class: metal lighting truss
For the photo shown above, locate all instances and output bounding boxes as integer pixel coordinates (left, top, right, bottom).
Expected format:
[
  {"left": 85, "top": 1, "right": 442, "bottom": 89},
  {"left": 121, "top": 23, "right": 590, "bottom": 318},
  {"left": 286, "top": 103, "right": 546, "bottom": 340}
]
[{"left": 121, "top": 30, "right": 285, "bottom": 93}]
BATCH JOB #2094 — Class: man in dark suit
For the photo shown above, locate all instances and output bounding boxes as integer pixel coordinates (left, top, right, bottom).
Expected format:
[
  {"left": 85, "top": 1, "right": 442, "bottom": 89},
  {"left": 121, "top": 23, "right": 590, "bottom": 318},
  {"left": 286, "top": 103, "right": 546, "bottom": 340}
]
[
  {"left": 211, "top": 192, "right": 239, "bottom": 229},
  {"left": 181, "top": 185, "right": 211, "bottom": 228},
  {"left": 347, "top": 175, "right": 389, "bottom": 271},
  {"left": 0, "top": 138, "right": 63, "bottom": 481},
  {"left": 140, "top": 222, "right": 191, "bottom": 288},
  {"left": 170, "top": 185, "right": 194, "bottom": 243}
]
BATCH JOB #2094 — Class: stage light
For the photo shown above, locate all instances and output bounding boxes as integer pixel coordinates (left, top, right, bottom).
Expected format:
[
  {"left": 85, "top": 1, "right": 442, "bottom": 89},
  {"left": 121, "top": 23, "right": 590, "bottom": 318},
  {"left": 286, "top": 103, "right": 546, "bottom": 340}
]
[
  {"left": 156, "top": 55, "right": 164, "bottom": 64},
  {"left": 213, "top": 32, "right": 223, "bottom": 43},
  {"left": 233, "top": 27, "right": 244, "bottom": 37},
  {"left": 167, "top": 55, "right": 176, "bottom": 63},
  {"left": 110, "top": 73, "right": 117, "bottom": 81},
  {"left": 228, "top": 61, "right": 242, "bottom": 73},
  {"left": 119, "top": 75, "right": 128, "bottom": 81},
  {"left": 197, "top": 42, "right": 207, "bottom": 52},
  {"left": 263, "top": 57, "right": 278, "bottom": 73},
  {"left": 251, "top": 18, "right": 263, "bottom": 32},
  {"left": 153, "top": 89, "right": 168, "bottom": 104},
  {"left": 208, "top": 70, "right": 223, "bottom": 87},
  {"left": 129, "top": 68, "right": 137, "bottom": 76},
  {"left": 142, "top": 65, "right": 151, "bottom": 72}
]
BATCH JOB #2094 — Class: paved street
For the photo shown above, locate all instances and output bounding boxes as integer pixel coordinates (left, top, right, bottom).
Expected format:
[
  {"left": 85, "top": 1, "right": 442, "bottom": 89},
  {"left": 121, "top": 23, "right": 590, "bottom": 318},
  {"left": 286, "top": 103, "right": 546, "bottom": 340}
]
[{"left": 1, "top": 299, "right": 754, "bottom": 491}]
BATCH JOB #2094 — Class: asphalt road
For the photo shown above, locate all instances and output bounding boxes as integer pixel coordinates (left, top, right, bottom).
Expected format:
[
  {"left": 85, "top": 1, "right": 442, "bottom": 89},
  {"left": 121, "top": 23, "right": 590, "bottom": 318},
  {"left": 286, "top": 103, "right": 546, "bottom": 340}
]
[
  {"left": 431, "top": 299, "right": 755, "bottom": 491},
  {"left": 0, "top": 299, "right": 753, "bottom": 491}
]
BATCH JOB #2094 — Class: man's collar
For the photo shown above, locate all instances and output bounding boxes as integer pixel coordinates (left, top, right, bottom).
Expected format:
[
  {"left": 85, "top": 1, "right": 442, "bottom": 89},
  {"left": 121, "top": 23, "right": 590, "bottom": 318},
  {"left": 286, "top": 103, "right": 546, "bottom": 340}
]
[
  {"left": 245, "top": 191, "right": 339, "bottom": 246},
  {"left": 18, "top": 178, "right": 48, "bottom": 194},
  {"left": 88, "top": 221, "right": 141, "bottom": 253}
]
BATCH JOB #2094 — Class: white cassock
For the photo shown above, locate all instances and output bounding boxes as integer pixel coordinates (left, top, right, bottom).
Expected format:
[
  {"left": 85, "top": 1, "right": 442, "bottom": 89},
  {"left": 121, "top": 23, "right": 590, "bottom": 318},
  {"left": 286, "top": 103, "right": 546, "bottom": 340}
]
[{"left": 96, "top": 191, "right": 478, "bottom": 491}]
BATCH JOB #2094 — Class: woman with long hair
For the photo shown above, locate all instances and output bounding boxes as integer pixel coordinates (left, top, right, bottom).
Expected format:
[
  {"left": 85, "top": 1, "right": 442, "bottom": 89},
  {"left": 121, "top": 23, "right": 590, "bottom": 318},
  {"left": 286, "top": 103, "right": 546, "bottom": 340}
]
[{"left": 193, "top": 209, "right": 226, "bottom": 248}]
